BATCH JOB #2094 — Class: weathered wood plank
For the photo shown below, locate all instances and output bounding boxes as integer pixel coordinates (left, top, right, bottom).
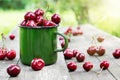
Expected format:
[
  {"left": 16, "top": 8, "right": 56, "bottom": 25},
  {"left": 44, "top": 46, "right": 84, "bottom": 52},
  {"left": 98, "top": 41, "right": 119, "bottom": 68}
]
[
  {"left": 59, "top": 24, "right": 120, "bottom": 80},
  {"left": 0, "top": 27, "right": 72, "bottom": 80}
]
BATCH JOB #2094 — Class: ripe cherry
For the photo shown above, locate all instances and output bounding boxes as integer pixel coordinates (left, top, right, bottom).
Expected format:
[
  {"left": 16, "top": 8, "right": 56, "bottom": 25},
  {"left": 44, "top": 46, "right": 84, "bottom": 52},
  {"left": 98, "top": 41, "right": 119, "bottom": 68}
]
[
  {"left": 20, "top": 20, "right": 26, "bottom": 26},
  {"left": 31, "top": 58, "right": 45, "bottom": 71},
  {"left": 43, "top": 20, "right": 57, "bottom": 27},
  {"left": 26, "top": 20, "right": 36, "bottom": 27},
  {"left": 83, "top": 62, "right": 93, "bottom": 72},
  {"left": 64, "top": 49, "right": 73, "bottom": 59},
  {"left": 87, "top": 46, "right": 97, "bottom": 56},
  {"left": 67, "top": 62, "right": 77, "bottom": 71},
  {"left": 61, "top": 41, "right": 65, "bottom": 48},
  {"left": 0, "top": 48, "right": 7, "bottom": 60},
  {"left": 24, "top": 12, "right": 36, "bottom": 20},
  {"left": 9, "top": 34, "right": 15, "bottom": 40},
  {"left": 6, "top": 49, "right": 16, "bottom": 60},
  {"left": 97, "top": 46, "right": 105, "bottom": 56},
  {"left": 76, "top": 53, "right": 85, "bottom": 62},
  {"left": 51, "top": 14, "right": 61, "bottom": 24},
  {"left": 36, "top": 16, "right": 44, "bottom": 26},
  {"left": 113, "top": 49, "right": 120, "bottom": 59},
  {"left": 73, "top": 49, "right": 79, "bottom": 57},
  {"left": 7, "top": 64, "right": 21, "bottom": 77},
  {"left": 34, "top": 9, "right": 44, "bottom": 16},
  {"left": 100, "top": 60, "right": 110, "bottom": 70}
]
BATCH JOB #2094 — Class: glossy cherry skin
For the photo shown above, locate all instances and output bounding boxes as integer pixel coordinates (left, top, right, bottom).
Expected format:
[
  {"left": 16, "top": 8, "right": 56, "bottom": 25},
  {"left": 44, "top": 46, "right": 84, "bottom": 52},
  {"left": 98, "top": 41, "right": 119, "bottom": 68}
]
[
  {"left": 20, "top": 20, "right": 26, "bottom": 26},
  {"left": 97, "top": 46, "right": 105, "bottom": 56},
  {"left": 83, "top": 62, "right": 93, "bottom": 72},
  {"left": 73, "top": 49, "right": 79, "bottom": 57},
  {"left": 31, "top": 58, "right": 45, "bottom": 71},
  {"left": 76, "top": 53, "right": 85, "bottom": 62},
  {"left": 51, "top": 14, "right": 61, "bottom": 24},
  {"left": 64, "top": 49, "right": 73, "bottom": 59},
  {"left": 113, "top": 49, "right": 120, "bottom": 59},
  {"left": 100, "top": 60, "right": 110, "bottom": 70},
  {"left": 43, "top": 20, "right": 57, "bottom": 27},
  {"left": 9, "top": 34, "right": 15, "bottom": 40},
  {"left": 6, "top": 50, "right": 16, "bottom": 60},
  {"left": 87, "top": 46, "right": 97, "bottom": 56},
  {"left": 7, "top": 64, "right": 21, "bottom": 77},
  {"left": 26, "top": 20, "right": 36, "bottom": 27},
  {"left": 97, "top": 36, "right": 105, "bottom": 42},
  {"left": 34, "top": 9, "right": 44, "bottom": 16},
  {"left": 0, "top": 48, "right": 7, "bottom": 60},
  {"left": 36, "top": 16, "right": 44, "bottom": 26},
  {"left": 24, "top": 12, "right": 36, "bottom": 20},
  {"left": 67, "top": 62, "right": 77, "bottom": 71}
]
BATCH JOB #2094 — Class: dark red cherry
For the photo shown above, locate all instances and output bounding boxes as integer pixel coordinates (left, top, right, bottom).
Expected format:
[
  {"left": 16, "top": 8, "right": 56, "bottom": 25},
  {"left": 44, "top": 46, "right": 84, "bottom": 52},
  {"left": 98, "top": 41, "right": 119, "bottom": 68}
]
[
  {"left": 51, "top": 14, "right": 61, "bottom": 24},
  {"left": 67, "top": 62, "right": 77, "bottom": 71},
  {"left": 36, "top": 16, "right": 44, "bottom": 26},
  {"left": 31, "top": 58, "right": 45, "bottom": 71},
  {"left": 34, "top": 9, "right": 44, "bottom": 16},
  {"left": 7, "top": 64, "right": 21, "bottom": 77},
  {"left": 83, "top": 62, "right": 93, "bottom": 72},
  {"left": 9, "top": 34, "right": 15, "bottom": 40},
  {"left": 0, "top": 48, "right": 7, "bottom": 60},
  {"left": 100, "top": 60, "right": 110, "bottom": 70},
  {"left": 26, "top": 20, "right": 36, "bottom": 27},
  {"left": 61, "top": 41, "right": 65, "bottom": 48},
  {"left": 73, "top": 49, "right": 79, "bottom": 57},
  {"left": 64, "top": 49, "right": 73, "bottom": 59},
  {"left": 24, "top": 11, "right": 36, "bottom": 20},
  {"left": 43, "top": 20, "right": 57, "bottom": 27},
  {"left": 113, "top": 49, "right": 120, "bottom": 59},
  {"left": 6, "top": 49, "right": 16, "bottom": 60},
  {"left": 20, "top": 20, "right": 26, "bottom": 26},
  {"left": 76, "top": 53, "right": 85, "bottom": 62}
]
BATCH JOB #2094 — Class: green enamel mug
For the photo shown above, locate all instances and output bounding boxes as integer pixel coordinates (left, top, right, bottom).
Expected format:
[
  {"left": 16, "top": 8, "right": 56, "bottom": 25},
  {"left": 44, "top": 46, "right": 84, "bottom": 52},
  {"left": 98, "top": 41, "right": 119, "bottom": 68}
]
[{"left": 19, "top": 26, "right": 68, "bottom": 66}]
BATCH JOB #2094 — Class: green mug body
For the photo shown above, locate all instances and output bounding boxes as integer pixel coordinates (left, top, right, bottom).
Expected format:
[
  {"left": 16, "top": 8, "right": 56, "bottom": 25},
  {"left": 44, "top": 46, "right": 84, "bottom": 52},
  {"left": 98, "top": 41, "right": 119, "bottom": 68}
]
[{"left": 20, "top": 26, "right": 68, "bottom": 66}]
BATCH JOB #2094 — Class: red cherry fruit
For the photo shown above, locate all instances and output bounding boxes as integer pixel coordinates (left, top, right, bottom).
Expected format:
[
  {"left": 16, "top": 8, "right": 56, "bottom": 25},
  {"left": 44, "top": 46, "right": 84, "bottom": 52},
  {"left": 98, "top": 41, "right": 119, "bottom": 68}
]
[
  {"left": 59, "top": 36, "right": 64, "bottom": 41},
  {"left": 77, "top": 26, "right": 81, "bottom": 30},
  {"left": 73, "top": 49, "right": 79, "bottom": 57},
  {"left": 31, "top": 58, "right": 45, "bottom": 71},
  {"left": 34, "top": 9, "right": 44, "bottom": 16},
  {"left": 64, "top": 27, "right": 72, "bottom": 35},
  {"left": 20, "top": 20, "right": 26, "bottom": 26},
  {"left": 51, "top": 14, "right": 61, "bottom": 24},
  {"left": 0, "top": 48, "right": 7, "bottom": 60},
  {"left": 76, "top": 53, "right": 85, "bottom": 62},
  {"left": 64, "top": 49, "right": 73, "bottom": 59},
  {"left": 113, "top": 49, "right": 120, "bottom": 59},
  {"left": 87, "top": 46, "right": 97, "bottom": 56},
  {"left": 97, "top": 36, "right": 105, "bottom": 42},
  {"left": 7, "top": 64, "right": 21, "bottom": 77},
  {"left": 26, "top": 20, "right": 36, "bottom": 27},
  {"left": 97, "top": 46, "right": 105, "bottom": 56},
  {"left": 36, "top": 16, "right": 44, "bottom": 26},
  {"left": 100, "top": 60, "right": 110, "bottom": 70},
  {"left": 6, "top": 49, "right": 16, "bottom": 60},
  {"left": 9, "top": 34, "right": 15, "bottom": 40},
  {"left": 43, "top": 20, "right": 57, "bottom": 27},
  {"left": 24, "top": 12, "right": 36, "bottom": 20},
  {"left": 83, "top": 62, "right": 93, "bottom": 72},
  {"left": 67, "top": 62, "right": 77, "bottom": 71}
]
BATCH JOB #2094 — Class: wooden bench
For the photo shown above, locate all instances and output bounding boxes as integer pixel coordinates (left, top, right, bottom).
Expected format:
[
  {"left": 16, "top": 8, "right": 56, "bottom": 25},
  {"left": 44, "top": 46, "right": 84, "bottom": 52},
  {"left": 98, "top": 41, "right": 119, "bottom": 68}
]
[{"left": 0, "top": 24, "right": 120, "bottom": 80}]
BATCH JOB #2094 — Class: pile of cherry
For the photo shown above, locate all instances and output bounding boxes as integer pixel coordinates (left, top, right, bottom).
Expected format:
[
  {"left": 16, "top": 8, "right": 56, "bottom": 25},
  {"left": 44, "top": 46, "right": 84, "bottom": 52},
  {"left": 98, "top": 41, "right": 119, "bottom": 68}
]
[
  {"left": 59, "top": 27, "right": 120, "bottom": 74},
  {"left": 20, "top": 8, "right": 60, "bottom": 27},
  {"left": 0, "top": 8, "right": 61, "bottom": 77}
]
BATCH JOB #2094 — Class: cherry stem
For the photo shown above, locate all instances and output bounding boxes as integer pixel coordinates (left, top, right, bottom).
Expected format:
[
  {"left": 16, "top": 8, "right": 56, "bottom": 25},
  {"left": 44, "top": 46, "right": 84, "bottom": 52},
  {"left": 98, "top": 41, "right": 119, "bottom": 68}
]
[
  {"left": 44, "top": 4, "right": 49, "bottom": 20},
  {"left": 92, "top": 36, "right": 98, "bottom": 48},
  {"left": 96, "top": 67, "right": 104, "bottom": 75},
  {"left": 1, "top": 33, "right": 6, "bottom": 48},
  {"left": 16, "top": 59, "right": 20, "bottom": 65}
]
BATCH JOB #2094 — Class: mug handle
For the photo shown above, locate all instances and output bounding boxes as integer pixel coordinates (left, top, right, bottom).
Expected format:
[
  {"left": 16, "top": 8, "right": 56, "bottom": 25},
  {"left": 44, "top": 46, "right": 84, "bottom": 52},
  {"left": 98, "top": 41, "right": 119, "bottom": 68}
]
[{"left": 54, "top": 32, "right": 68, "bottom": 52}]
